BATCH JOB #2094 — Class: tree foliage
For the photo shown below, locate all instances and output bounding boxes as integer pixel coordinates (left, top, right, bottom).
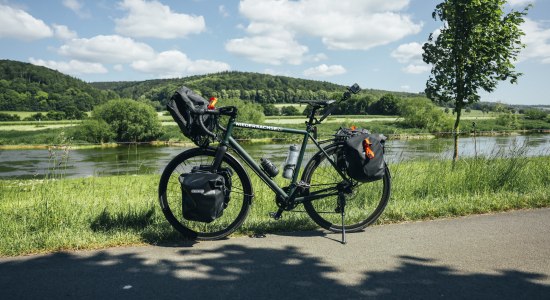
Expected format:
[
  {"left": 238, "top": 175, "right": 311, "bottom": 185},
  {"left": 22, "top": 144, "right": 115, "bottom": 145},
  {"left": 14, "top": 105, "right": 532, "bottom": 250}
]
[
  {"left": 399, "top": 98, "right": 452, "bottom": 132},
  {"left": 92, "top": 99, "right": 162, "bottom": 142},
  {"left": 423, "top": 0, "right": 529, "bottom": 160}
]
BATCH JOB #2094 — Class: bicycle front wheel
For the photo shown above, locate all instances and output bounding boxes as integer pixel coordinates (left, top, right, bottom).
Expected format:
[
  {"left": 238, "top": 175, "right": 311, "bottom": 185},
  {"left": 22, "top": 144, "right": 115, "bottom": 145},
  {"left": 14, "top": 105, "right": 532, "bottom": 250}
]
[
  {"left": 302, "top": 143, "right": 391, "bottom": 233},
  {"left": 158, "top": 147, "right": 252, "bottom": 240}
]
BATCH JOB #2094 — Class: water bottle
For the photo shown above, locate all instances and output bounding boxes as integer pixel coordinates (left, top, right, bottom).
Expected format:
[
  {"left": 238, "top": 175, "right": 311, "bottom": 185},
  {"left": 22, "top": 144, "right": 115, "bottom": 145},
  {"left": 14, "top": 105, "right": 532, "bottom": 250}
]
[
  {"left": 260, "top": 158, "right": 279, "bottom": 178},
  {"left": 283, "top": 145, "right": 299, "bottom": 179}
]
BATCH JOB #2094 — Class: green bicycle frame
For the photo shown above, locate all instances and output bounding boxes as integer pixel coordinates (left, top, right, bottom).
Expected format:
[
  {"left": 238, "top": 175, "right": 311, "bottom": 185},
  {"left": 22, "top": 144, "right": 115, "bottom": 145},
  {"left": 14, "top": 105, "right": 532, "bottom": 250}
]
[{"left": 217, "top": 117, "right": 347, "bottom": 204}]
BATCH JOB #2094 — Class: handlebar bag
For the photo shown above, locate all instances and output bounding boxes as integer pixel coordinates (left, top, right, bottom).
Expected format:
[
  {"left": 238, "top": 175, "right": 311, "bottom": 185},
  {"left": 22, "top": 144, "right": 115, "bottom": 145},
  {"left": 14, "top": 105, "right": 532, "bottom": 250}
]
[
  {"left": 179, "top": 167, "right": 229, "bottom": 223},
  {"left": 167, "top": 86, "right": 217, "bottom": 146},
  {"left": 341, "top": 133, "right": 386, "bottom": 182}
]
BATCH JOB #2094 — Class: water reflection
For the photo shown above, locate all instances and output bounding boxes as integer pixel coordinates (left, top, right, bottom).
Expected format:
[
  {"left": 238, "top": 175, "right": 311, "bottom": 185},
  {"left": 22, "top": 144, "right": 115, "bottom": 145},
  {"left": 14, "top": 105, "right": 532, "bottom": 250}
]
[{"left": 0, "top": 134, "right": 548, "bottom": 179}]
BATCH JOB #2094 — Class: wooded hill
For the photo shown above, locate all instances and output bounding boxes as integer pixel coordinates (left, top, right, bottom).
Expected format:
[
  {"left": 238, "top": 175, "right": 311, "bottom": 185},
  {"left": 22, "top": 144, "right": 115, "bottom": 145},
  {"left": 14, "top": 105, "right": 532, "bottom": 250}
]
[
  {"left": 0, "top": 60, "right": 117, "bottom": 117},
  {"left": 91, "top": 71, "right": 423, "bottom": 106}
]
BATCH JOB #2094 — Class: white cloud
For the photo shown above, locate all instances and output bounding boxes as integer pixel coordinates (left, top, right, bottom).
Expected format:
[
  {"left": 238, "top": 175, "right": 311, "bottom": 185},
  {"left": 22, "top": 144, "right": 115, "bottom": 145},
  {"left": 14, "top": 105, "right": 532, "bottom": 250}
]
[
  {"left": 303, "top": 64, "right": 346, "bottom": 77},
  {"left": 0, "top": 4, "right": 52, "bottom": 41},
  {"left": 58, "top": 35, "right": 156, "bottom": 64},
  {"left": 235, "top": 0, "right": 422, "bottom": 51},
  {"left": 115, "top": 0, "right": 205, "bottom": 39},
  {"left": 391, "top": 42, "right": 430, "bottom": 74},
  {"left": 402, "top": 64, "right": 430, "bottom": 74},
  {"left": 219, "top": 5, "right": 229, "bottom": 17},
  {"left": 508, "top": 0, "right": 534, "bottom": 7},
  {"left": 62, "top": 0, "right": 91, "bottom": 18},
  {"left": 520, "top": 18, "right": 550, "bottom": 64},
  {"left": 29, "top": 58, "right": 108, "bottom": 75},
  {"left": 113, "top": 64, "right": 124, "bottom": 71},
  {"left": 391, "top": 42, "right": 423, "bottom": 63},
  {"left": 226, "top": 29, "right": 308, "bottom": 65},
  {"left": 52, "top": 24, "right": 78, "bottom": 40},
  {"left": 131, "top": 50, "right": 230, "bottom": 78}
]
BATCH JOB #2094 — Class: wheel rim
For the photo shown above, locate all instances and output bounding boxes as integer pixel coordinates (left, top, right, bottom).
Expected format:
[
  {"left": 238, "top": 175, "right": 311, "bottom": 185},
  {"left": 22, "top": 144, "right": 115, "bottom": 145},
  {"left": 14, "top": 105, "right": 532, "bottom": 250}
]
[{"left": 303, "top": 144, "right": 390, "bottom": 232}]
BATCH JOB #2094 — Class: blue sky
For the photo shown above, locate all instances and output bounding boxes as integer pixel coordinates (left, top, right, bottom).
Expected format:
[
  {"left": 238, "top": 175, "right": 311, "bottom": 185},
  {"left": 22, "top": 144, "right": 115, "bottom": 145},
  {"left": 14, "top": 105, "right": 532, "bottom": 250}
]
[{"left": 1, "top": 0, "right": 549, "bottom": 105}]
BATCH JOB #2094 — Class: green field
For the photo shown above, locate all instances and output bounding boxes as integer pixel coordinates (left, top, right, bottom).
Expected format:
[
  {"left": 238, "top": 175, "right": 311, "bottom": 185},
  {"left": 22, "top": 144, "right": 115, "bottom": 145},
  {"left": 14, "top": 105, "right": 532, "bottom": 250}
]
[{"left": 1, "top": 155, "right": 548, "bottom": 256}]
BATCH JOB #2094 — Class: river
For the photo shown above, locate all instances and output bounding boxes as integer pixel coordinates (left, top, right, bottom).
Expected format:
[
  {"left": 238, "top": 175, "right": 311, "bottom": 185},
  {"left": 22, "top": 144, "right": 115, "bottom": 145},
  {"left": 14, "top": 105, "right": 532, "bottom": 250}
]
[{"left": 0, "top": 134, "right": 549, "bottom": 179}]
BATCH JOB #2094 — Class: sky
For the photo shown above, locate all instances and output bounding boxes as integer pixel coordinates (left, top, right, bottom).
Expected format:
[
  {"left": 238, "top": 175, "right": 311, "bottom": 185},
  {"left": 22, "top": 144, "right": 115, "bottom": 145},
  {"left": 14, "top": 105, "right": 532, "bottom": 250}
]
[{"left": 0, "top": 0, "right": 549, "bottom": 105}]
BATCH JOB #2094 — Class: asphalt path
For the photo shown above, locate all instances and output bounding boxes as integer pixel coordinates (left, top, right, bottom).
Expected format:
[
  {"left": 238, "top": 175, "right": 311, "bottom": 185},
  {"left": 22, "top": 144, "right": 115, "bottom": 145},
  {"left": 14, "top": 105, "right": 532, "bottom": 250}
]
[{"left": 1, "top": 208, "right": 549, "bottom": 299}]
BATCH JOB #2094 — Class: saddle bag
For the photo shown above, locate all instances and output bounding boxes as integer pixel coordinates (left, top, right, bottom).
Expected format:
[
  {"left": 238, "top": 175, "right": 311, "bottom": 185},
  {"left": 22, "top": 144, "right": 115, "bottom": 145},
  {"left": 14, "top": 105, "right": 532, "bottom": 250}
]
[
  {"left": 337, "top": 129, "right": 386, "bottom": 182},
  {"left": 179, "top": 166, "right": 233, "bottom": 223}
]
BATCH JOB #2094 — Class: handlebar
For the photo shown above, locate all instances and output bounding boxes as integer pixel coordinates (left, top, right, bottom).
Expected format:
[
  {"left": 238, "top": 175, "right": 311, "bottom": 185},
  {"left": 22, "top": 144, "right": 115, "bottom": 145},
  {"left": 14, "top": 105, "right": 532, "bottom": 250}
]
[{"left": 317, "top": 83, "right": 361, "bottom": 123}]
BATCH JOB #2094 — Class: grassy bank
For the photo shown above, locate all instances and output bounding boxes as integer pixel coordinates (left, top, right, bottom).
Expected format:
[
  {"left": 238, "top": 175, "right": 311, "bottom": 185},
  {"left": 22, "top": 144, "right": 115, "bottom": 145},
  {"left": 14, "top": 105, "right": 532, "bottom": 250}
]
[{"left": 1, "top": 155, "right": 548, "bottom": 256}]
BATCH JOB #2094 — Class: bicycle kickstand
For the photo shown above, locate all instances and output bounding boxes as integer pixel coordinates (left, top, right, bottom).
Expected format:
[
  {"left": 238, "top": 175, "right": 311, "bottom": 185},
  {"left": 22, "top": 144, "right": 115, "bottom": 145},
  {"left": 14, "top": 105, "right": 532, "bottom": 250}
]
[{"left": 338, "top": 192, "right": 347, "bottom": 245}]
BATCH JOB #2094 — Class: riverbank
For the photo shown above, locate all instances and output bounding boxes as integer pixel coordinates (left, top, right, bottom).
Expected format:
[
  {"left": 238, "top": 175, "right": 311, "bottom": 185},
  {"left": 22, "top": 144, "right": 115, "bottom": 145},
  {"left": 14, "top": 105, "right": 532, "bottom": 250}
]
[{"left": 1, "top": 155, "right": 548, "bottom": 256}]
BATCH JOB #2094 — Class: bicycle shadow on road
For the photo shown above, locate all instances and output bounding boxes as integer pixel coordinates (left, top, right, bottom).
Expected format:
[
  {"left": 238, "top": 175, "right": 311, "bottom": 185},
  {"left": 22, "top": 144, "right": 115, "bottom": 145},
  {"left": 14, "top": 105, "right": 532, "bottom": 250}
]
[{"left": 1, "top": 245, "right": 548, "bottom": 299}]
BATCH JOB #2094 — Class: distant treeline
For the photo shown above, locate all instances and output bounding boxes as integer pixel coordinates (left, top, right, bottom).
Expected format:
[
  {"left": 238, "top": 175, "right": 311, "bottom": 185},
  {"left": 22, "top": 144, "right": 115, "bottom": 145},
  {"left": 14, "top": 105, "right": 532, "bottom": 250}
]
[{"left": 91, "top": 71, "right": 424, "bottom": 106}]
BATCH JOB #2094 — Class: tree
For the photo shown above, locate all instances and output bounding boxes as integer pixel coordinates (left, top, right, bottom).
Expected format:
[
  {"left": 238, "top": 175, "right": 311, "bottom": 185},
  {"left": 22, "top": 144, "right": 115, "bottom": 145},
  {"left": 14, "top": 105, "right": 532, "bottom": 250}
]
[
  {"left": 423, "top": 0, "right": 529, "bottom": 161},
  {"left": 371, "top": 94, "right": 401, "bottom": 115},
  {"left": 92, "top": 99, "right": 162, "bottom": 142},
  {"left": 262, "top": 103, "right": 280, "bottom": 116}
]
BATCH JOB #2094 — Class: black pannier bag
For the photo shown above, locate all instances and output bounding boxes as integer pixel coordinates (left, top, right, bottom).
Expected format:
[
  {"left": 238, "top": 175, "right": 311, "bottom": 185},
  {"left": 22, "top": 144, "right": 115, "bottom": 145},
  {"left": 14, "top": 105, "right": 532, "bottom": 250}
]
[
  {"left": 179, "top": 166, "right": 233, "bottom": 223},
  {"left": 336, "top": 128, "right": 387, "bottom": 182},
  {"left": 167, "top": 86, "right": 217, "bottom": 147}
]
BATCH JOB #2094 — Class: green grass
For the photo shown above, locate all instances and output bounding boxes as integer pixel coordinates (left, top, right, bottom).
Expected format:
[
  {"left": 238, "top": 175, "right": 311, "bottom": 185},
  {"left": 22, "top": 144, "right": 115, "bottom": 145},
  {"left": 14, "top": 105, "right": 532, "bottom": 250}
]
[{"left": 1, "top": 155, "right": 548, "bottom": 256}]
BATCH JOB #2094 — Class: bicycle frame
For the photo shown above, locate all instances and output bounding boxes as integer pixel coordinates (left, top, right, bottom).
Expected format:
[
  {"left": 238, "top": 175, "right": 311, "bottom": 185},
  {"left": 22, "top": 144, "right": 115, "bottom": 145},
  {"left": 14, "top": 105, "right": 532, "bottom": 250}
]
[{"left": 215, "top": 116, "right": 348, "bottom": 206}]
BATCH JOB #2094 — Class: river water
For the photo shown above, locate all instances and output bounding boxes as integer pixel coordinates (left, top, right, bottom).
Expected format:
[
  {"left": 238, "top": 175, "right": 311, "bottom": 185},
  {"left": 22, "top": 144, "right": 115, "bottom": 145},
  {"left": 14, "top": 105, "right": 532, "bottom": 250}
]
[{"left": 0, "top": 134, "right": 549, "bottom": 179}]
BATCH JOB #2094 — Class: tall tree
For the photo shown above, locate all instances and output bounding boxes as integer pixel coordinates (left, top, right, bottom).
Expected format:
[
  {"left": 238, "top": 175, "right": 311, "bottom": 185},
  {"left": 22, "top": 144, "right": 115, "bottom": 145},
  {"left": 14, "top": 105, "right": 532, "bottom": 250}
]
[{"left": 423, "top": 0, "right": 529, "bottom": 161}]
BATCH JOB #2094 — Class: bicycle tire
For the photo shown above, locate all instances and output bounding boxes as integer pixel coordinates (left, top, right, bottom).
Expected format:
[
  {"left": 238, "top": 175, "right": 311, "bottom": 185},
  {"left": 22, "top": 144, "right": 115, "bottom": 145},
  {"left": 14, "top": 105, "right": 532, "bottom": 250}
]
[
  {"left": 158, "top": 147, "right": 252, "bottom": 240},
  {"left": 302, "top": 143, "right": 391, "bottom": 233}
]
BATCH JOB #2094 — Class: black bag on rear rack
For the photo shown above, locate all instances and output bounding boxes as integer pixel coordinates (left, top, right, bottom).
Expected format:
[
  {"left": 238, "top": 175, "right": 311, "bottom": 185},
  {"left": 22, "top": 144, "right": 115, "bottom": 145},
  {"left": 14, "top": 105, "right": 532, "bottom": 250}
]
[
  {"left": 179, "top": 166, "right": 233, "bottom": 223},
  {"left": 335, "top": 128, "right": 387, "bottom": 182},
  {"left": 166, "top": 86, "right": 217, "bottom": 147}
]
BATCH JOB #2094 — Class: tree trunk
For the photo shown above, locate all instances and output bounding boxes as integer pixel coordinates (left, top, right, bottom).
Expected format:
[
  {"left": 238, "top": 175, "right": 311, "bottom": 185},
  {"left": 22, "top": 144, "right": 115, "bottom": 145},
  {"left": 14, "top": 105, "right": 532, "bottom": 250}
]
[{"left": 453, "top": 108, "right": 462, "bottom": 162}]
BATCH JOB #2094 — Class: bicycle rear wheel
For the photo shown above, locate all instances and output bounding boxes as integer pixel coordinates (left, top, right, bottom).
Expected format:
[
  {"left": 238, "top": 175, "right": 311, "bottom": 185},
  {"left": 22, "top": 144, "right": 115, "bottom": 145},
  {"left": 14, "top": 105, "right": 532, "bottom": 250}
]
[
  {"left": 302, "top": 143, "right": 391, "bottom": 233},
  {"left": 158, "top": 147, "right": 252, "bottom": 240}
]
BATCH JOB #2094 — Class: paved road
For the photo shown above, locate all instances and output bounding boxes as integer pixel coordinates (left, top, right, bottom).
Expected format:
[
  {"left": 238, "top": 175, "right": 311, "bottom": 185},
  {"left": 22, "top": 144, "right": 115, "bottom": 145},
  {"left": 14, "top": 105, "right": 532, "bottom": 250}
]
[{"left": 1, "top": 209, "right": 549, "bottom": 299}]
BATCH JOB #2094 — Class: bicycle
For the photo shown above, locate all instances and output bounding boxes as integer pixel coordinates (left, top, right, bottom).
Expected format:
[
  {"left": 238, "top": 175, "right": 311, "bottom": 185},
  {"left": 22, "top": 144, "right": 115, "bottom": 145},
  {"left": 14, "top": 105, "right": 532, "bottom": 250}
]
[{"left": 158, "top": 84, "right": 391, "bottom": 244}]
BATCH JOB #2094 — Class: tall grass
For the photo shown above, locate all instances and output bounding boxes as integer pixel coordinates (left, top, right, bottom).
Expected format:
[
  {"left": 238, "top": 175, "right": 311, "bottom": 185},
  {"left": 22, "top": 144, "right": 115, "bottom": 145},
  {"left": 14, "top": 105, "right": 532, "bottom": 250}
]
[{"left": 1, "top": 154, "right": 549, "bottom": 256}]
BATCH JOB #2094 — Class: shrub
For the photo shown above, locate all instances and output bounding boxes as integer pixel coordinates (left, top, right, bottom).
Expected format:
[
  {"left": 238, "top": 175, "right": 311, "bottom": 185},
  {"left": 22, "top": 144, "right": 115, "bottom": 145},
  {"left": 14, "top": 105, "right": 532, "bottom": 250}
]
[
  {"left": 496, "top": 112, "right": 519, "bottom": 129},
  {"left": 0, "top": 113, "right": 20, "bottom": 121},
  {"left": 92, "top": 99, "right": 162, "bottom": 142},
  {"left": 280, "top": 106, "right": 300, "bottom": 116},
  {"left": 523, "top": 108, "right": 548, "bottom": 120},
  {"left": 399, "top": 98, "right": 452, "bottom": 132},
  {"left": 72, "top": 119, "right": 114, "bottom": 143}
]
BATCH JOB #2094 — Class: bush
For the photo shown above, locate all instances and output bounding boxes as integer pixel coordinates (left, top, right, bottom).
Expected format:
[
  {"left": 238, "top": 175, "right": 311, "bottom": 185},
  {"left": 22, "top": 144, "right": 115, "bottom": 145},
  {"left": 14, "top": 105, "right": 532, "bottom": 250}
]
[
  {"left": 262, "top": 104, "right": 280, "bottom": 116},
  {"left": 523, "top": 108, "right": 548, "bottom": 120},
  {"left": 370, "top": 94, "right": 402, "bottom": 115},
  {"left": 92, "top": 99, "right": 162, "bottom": 142},
  {"left": 496, "top": 112, "right": 520, "bottom": 129},
  {"left": 398, "top": 98, "right": 452, "bottom": 132},
  {"left": 280, "top": 106, "right": 300, "bottom": 116},
  {"left": 218, "top": 98, "right": 264, "bottom": 124},
  {"left": 0, "top": 113, "right": 20, "bottom": 121},
  {"left": 72, "top": 119, "right": 114, "bottom": 143}
]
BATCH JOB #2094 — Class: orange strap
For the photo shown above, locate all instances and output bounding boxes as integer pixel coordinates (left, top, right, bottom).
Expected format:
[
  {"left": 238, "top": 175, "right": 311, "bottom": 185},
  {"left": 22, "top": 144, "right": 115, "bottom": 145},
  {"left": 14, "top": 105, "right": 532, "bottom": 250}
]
[{"left": 363, "top": 138, "right": 375, "bottom": 159}]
